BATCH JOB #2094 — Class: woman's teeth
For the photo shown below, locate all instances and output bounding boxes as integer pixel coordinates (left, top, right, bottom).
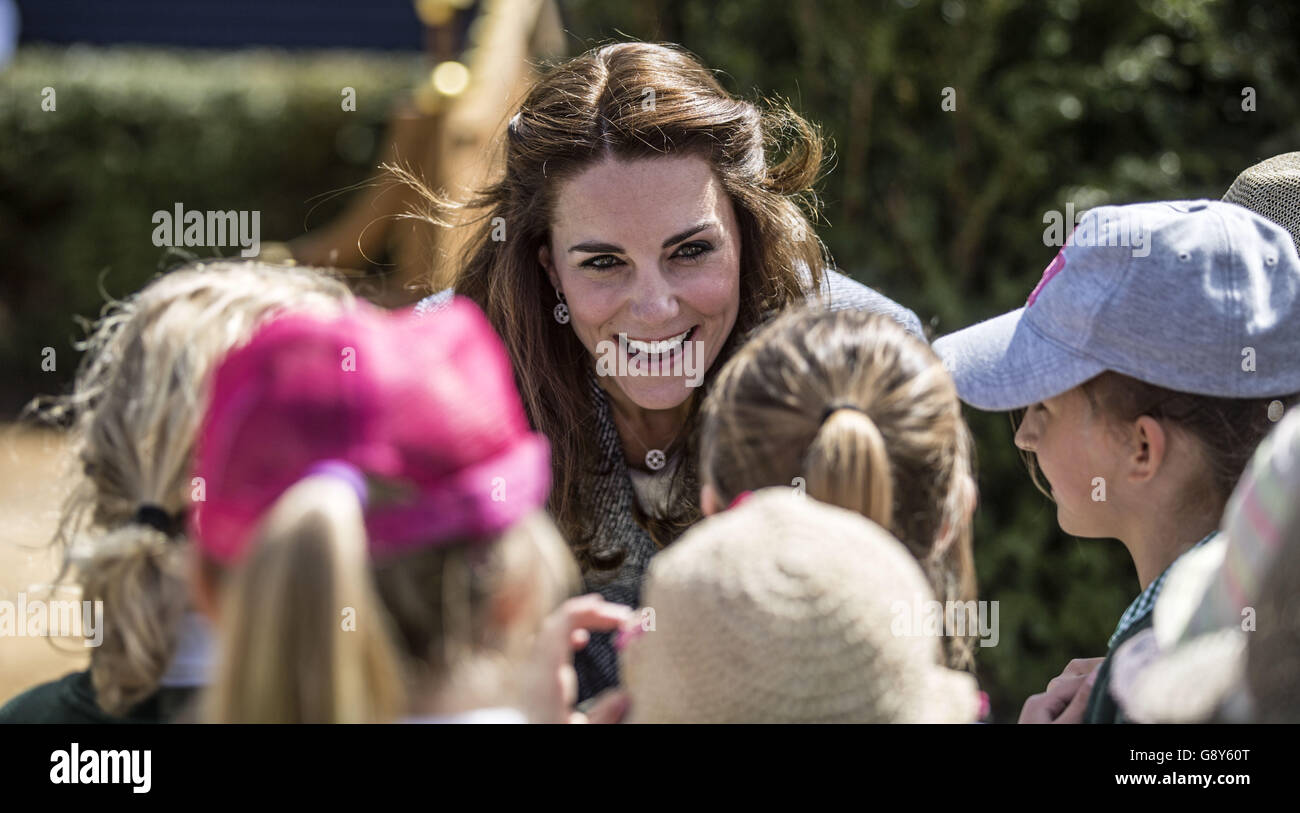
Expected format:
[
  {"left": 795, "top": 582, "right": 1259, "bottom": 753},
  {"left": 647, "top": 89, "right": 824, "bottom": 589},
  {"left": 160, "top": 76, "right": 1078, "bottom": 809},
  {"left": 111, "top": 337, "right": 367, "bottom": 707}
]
[{"left": 625, "top": 327, "right": 693, "bottom": 357}]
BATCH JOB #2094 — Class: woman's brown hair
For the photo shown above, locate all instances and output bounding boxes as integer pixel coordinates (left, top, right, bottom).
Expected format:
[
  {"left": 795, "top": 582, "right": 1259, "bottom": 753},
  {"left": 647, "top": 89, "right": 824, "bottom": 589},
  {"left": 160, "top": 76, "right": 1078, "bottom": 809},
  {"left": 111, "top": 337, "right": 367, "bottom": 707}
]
[
  {"left": 411, "top": 42, "right": 832, "bottom": 570},
  {"left": 699, "top": 307, "right": 979, "bottom": 669}
]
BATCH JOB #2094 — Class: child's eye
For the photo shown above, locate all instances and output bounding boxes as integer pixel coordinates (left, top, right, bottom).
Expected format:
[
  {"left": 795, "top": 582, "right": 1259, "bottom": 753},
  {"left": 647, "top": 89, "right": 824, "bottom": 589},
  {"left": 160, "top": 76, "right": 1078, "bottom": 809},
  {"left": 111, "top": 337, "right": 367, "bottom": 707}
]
[
  {"left": 580, "top": 254, "right": 623, "bottom": 270},
  {"left": 672, "top": 241, "right": 712, "bottom": 261}
]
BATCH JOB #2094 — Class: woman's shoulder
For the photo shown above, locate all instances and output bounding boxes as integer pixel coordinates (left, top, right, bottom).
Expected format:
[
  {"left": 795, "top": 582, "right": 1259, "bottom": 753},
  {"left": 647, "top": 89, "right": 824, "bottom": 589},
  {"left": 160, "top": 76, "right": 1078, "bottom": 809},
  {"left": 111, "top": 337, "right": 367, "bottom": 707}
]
[{"left": 812, "top": 268, "right": 926, "bottom": 341}]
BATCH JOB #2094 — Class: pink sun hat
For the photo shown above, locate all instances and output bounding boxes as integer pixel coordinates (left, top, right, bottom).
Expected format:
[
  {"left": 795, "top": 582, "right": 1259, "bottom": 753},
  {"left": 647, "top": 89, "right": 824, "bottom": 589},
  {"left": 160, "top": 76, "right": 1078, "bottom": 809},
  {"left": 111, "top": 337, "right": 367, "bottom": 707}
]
[{"left": 189, "top": 297, "right": 551, "bottom": 564}]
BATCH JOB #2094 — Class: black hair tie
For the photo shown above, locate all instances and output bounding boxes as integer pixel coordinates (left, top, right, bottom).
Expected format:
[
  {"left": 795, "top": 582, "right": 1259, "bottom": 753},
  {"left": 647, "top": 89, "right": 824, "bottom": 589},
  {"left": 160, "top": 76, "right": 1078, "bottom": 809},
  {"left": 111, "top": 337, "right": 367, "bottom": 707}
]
[
  {"left": 133, "top": 504, "right": 180, "bottom": 537},
  {"left": 820, "top": 402, "right": 869, "bottom": 425}
]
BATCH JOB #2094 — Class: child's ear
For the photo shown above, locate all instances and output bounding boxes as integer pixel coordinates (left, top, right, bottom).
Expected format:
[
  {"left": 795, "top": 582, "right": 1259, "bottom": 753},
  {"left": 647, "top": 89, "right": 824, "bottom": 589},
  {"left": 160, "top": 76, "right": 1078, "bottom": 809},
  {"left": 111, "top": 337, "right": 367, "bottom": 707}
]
[
  {"left": 1127, "top": 416, "right": 1167, "bottom": 483},
  {"left": 538, "top": 243, "right": 560, "bottom": 292},
  {"left": 700, "top": 483, "right": 722, "bottom": 516}
]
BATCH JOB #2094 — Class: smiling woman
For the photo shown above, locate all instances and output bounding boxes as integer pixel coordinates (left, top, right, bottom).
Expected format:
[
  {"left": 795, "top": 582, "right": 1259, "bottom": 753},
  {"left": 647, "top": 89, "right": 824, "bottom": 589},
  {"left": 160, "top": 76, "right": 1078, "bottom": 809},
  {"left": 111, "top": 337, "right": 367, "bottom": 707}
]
[{"left": 411, "top": 41, "right": 921, "bottom": 699}]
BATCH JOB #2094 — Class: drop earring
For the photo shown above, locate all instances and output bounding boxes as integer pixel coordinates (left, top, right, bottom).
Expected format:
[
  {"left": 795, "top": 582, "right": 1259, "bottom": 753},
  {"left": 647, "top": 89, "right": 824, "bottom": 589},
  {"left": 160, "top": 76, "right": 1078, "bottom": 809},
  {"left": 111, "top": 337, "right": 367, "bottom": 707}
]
[{"left": 553, "top": 289, "right": 570, "bottom": 324}]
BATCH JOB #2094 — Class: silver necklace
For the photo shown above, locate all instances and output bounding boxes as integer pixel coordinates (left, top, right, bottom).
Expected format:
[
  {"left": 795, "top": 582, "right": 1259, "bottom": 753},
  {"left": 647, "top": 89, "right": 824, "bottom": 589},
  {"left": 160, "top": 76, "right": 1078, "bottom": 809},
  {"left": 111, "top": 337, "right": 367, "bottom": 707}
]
[{"left": 619, "top": 419, "right": 677, "bottom": 471}]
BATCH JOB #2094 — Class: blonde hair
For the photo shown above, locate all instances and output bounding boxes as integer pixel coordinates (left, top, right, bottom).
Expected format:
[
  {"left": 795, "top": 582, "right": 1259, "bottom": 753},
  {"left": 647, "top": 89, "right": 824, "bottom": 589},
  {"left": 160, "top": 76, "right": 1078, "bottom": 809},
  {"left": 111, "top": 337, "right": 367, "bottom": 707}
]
[
  {"left": 202, "top": 478, "right": 579, "bottom": 723},
  {"left": 30, "top": 261, "right": 353, "bottom": 716},
  {"left": 700, "top": 307, "right": 978, "bottom": 669}
]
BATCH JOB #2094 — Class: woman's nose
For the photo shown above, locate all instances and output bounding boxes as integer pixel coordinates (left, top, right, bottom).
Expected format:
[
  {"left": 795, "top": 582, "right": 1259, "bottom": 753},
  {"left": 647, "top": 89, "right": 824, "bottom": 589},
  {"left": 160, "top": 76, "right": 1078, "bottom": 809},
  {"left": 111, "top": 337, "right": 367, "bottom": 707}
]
[{"left": 627, "top": 268, "right": 679, "bottom": 324}]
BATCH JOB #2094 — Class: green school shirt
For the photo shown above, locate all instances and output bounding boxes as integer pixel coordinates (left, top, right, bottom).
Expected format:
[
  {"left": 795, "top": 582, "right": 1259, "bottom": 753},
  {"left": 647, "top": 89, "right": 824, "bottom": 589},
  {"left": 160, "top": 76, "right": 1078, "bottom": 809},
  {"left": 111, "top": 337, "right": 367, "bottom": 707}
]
[
  {"left": 0, "top": 670, "right": 195, "bottom": 724},
  {"left": 1084, "top": 531, "right": 1217, "bottom": 724}
]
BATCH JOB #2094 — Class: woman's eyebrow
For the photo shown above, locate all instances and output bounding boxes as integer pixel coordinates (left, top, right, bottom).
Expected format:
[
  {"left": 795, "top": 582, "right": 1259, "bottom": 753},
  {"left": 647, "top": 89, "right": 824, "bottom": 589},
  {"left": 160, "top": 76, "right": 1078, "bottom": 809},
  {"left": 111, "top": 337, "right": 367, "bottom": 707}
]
[
  {"left": 569, "top": 240, "right": 623, "bottom": 254},
  {"left": 567, "top": 221, "right": 717, "bottom": 254},
  {"left": 661, "top": 221, "right": 714, "bottom": 248}
]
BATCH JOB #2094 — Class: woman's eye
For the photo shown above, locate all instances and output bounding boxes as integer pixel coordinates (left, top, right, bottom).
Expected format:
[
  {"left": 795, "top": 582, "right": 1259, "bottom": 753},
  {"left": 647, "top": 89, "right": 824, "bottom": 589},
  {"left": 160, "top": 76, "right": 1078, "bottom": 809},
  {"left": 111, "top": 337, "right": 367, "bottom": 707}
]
[
  {"left": 673, "top": 241, "right": 712, "bottom": 260},
  {"left": 580, "top": 254, "right": 623, "bottom": 270}
]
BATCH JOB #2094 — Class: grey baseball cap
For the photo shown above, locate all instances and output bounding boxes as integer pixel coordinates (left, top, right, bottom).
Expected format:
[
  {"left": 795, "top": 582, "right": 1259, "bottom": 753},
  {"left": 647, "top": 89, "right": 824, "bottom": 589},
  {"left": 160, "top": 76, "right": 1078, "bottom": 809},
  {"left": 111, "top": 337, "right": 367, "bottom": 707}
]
[{"left": 932, "top": 200, "right": 1300, "bottom": 411}]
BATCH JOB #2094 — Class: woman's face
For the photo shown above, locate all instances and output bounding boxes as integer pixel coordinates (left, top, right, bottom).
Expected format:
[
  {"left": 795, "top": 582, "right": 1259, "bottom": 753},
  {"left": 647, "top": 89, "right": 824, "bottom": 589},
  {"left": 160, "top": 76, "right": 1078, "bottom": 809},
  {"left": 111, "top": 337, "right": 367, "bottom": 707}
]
[{"left": 540, "top": 154, "right": 742, "bottom": 412}]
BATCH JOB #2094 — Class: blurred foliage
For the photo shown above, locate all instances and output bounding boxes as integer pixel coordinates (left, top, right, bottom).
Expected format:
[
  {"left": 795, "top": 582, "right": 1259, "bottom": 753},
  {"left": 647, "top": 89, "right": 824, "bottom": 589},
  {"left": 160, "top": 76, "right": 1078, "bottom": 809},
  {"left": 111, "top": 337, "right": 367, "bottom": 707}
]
[
  {"left": 0, "top": 46, "right": 420, "bottom": 413},
  {"left": 564, "top": 0, "right": 1300, "bottom": 720},
  {"left": 3, "top": 0, "right": 1299, "bottom": 720}
]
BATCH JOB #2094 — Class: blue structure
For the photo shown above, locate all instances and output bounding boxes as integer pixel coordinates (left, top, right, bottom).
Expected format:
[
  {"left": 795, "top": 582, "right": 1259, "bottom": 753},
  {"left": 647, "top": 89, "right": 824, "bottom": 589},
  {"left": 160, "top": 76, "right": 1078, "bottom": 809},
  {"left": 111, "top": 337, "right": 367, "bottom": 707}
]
[{"left": 16, "top": 0, "right": 426, "bottom": 51}]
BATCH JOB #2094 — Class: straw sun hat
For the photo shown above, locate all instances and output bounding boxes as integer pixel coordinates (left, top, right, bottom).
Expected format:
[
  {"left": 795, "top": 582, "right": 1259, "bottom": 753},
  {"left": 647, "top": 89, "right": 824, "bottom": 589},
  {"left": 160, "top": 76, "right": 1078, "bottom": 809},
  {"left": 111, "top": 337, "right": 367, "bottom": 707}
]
[
  {"left": 619, "top": 488, "right": 979, "bottom": 723},
  {"left": 1223, "top": 151, "right": 1300, "bottom": 255}
]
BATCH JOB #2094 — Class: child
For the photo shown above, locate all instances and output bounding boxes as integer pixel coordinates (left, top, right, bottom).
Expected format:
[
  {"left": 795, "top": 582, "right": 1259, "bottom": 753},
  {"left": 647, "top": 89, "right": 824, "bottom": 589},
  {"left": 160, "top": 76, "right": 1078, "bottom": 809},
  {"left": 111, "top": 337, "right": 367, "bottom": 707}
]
[
  {"left": 698, "top": 308, "right": 979, "bottom": 669},
  {"left": 932, "top": 200, "right": 1300, "bottom": 723},
  {"left": 0, "top": 262, "right": 353, "bottom": 723},
  {"left": 188, "top": 298, "right": 630, "bottom": 723},
  {"left": 1110, "top": 407, "right": 1300, "bottom": 723},
  {"left": 619, "top": 487, "right": 979, "bottom": 723}
]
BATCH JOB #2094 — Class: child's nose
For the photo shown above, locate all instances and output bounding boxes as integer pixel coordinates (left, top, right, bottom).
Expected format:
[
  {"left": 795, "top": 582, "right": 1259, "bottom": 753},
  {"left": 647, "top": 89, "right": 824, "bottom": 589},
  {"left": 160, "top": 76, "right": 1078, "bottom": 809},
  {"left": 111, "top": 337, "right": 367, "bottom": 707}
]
[{"left": 1014, "top": 415, "right": 1038, "bottom": 451}]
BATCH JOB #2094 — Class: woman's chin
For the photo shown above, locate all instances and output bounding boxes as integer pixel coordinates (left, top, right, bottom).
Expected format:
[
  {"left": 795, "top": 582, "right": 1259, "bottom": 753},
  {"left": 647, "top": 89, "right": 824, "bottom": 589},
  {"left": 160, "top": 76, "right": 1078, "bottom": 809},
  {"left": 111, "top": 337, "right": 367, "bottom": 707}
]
[{"left": 611, "top": 376, "right": 698, "bottom": 411}]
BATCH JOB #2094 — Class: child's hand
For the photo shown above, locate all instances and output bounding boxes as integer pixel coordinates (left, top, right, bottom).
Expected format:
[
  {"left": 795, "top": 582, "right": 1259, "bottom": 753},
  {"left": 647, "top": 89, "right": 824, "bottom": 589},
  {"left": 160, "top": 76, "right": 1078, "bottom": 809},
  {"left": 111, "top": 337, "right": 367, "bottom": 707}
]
[
  {"left": 521, "top": 594, "right": 634, "bottom": 724},
  {"left": 570, "top": 689, "right": 631, "bottom": 724},
  {"left": 1018, "top": 657, "right": 1104, "bottom": 724}
]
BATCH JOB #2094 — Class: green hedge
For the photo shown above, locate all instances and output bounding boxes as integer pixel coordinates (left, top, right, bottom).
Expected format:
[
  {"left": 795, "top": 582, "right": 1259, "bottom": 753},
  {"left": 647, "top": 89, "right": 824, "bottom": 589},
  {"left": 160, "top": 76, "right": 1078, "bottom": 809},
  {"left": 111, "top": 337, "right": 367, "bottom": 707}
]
[{"left": 0, "top": 46, "right": 421, "bottom": 412}]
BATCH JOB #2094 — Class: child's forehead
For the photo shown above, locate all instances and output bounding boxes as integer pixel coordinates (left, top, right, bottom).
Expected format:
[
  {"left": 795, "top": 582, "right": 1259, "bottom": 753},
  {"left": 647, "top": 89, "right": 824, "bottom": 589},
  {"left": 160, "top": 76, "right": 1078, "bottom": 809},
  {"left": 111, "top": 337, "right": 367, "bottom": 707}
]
[{"left": 1043, "top": 386, "right": 1089, "bottom": 410}]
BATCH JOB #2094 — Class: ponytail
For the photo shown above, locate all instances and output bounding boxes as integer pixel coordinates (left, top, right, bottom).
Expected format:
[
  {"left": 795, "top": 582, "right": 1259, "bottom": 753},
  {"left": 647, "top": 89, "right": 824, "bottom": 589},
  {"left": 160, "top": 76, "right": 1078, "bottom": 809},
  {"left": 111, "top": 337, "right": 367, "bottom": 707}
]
[
  {"left": 700, "top": 308, "right": 980, "bottom": 669},
  {"left": 81, "top": 525, "right": 189, "bottom": 715},
  {"left": 804, "top": 407, "right": 895, "bottom": 529},
  {"left": 203, "top": 477, "right": 406, "bottom": 723}
]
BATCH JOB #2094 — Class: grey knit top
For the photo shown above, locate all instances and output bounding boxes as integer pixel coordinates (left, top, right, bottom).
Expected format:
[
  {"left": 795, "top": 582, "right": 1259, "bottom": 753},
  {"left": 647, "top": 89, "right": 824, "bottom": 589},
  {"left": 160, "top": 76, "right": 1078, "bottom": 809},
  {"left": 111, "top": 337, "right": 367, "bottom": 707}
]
[{"left": 415, "top": 269, "right": 923, "bottom": 700}]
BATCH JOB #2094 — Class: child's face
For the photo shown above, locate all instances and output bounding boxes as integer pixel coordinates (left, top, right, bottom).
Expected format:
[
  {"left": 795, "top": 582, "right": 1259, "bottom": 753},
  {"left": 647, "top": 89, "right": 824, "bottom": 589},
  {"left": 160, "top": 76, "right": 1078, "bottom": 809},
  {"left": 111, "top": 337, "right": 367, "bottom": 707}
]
[{"left": 1014, "top": 387, "right": 1126, "bottom": 538}]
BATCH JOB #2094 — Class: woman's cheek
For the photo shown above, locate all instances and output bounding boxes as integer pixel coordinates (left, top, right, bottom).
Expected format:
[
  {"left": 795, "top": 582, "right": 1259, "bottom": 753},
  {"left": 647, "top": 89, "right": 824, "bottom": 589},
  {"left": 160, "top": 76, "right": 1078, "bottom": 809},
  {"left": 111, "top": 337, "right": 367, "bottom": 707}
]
[
  {"left": 684, "top": 259, "right": 741, "bottom": 316},
  {"left": 566, "top": 283, "right": 620, "bottom": 342}
]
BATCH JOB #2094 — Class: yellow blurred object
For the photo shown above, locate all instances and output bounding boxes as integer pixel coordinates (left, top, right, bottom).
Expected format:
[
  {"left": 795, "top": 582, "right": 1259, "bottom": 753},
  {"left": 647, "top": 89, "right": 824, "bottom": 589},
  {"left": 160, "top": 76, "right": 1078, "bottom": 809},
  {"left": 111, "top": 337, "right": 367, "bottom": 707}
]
[
  {"left": 431, "top": 61, "right": 471, "bottom": 97},
  {"left": 414, "top": 0, "right": 458, "bottom": 27},
  {"left": 294, "top": 0, "right": 567, "bottom": 303},
  {"left": 414, "top": 82, "right": 445, "bottom": 114}
]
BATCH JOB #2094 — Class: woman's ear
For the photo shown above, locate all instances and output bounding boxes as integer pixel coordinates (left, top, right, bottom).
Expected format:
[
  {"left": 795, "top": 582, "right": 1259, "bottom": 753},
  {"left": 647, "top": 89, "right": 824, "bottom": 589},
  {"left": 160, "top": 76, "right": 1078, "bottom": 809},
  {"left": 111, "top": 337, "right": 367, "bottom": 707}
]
[
  {"left": 538, "top": 243, "right": 561, "bottom": 292},
  {"left": 1128, "top": 415, "right": 1167, "bottom": 484},
  {"left": 700, "top": 483, "right": 722, "bottom": 517}
]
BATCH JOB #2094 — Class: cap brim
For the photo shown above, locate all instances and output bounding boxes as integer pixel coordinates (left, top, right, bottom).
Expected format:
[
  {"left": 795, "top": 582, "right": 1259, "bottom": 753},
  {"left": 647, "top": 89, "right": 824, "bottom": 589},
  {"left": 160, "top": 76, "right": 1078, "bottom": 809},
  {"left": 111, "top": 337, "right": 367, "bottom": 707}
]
[{"left": 932, "top": 309, "right": 1107, "bottom": 411}]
